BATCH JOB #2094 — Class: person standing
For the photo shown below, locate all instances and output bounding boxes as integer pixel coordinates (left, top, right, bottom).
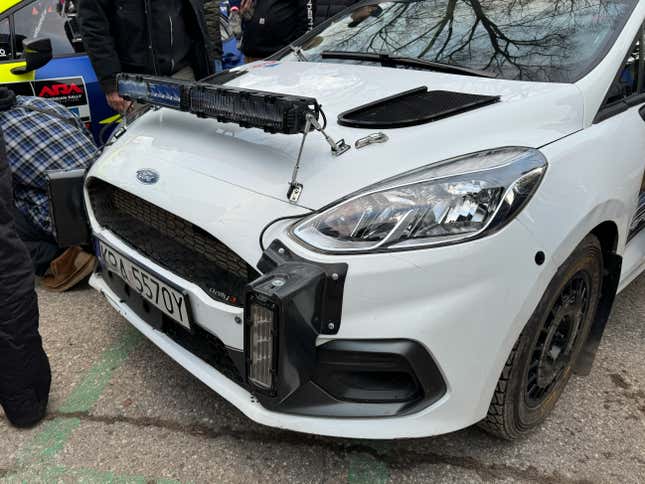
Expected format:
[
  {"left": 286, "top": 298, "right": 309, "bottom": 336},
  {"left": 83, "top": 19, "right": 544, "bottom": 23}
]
[
  {"left": 239, "top": 0, "right": 308, "bottom": 61},
  {"left": 0, "top": 87, "right": 51, "bottom": 428},
  {"left": 78, "top": 0, "right": 220, "bottom": 113},
  {"left": 203, "top": 0, "right": 225, "bottom": 72}
]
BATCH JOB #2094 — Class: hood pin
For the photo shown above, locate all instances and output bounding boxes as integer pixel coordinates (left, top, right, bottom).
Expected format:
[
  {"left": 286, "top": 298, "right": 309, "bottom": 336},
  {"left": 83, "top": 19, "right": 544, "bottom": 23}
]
[
  {"left": 287, "top": 112, "right": 350, "bottom": 203},
  {"left": 355, "top": 132, "right": 389, "bottom": 149}
]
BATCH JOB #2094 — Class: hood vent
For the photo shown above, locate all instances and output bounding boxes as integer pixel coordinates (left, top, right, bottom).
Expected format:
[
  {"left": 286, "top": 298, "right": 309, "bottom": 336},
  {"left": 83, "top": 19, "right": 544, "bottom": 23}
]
[{"left": 337, "top": 87, "right": 500, "bottom": 129}]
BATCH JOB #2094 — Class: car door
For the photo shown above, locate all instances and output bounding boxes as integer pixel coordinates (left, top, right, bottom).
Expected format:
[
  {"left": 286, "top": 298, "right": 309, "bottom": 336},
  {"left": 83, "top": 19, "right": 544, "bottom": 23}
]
[
  {"left": 595, "top": 22, "right": 645, "bottom": 284},
  {"left": 0, "top": 0, "right": 116, "bottom": 144}
]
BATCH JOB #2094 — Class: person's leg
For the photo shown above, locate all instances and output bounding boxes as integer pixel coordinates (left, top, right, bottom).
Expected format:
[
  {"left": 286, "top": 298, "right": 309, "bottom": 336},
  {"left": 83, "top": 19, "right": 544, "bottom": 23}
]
[
  {"left": 12, "top": 207, "right": 61, "bottom": 277},
  {"left": 0, "top": 127, "right": 51, "bottom": 428}
]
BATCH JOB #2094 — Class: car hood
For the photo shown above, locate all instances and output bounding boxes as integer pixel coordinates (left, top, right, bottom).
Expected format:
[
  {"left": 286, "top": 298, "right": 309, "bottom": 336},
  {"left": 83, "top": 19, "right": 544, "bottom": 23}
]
[{"left": 103, "top": 61, "right": 583, "bottom": 210}]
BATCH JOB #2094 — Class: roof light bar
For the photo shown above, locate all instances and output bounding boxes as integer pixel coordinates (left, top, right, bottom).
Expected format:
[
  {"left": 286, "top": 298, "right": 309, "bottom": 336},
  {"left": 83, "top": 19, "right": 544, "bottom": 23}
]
[{"left": 117, "top": 73, "right": 320, "bottom": 135}]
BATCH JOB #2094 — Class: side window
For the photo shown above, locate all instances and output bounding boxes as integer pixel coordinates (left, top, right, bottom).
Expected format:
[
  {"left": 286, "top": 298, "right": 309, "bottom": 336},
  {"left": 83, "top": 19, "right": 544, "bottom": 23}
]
[
  {"left": 0, "top": 18, "right": 11, "bottom": 60},
  {"left": 13, "top": 0, "right": 83, "bottom": 58},
  {"left": 606, "top": 26, "right": 645, "bottom": 105}
]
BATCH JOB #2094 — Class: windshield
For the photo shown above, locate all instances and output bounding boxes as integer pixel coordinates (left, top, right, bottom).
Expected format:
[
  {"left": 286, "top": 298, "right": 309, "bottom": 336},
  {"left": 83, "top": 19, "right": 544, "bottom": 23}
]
[{"left": 278, "top": 0, "right": 637, "bottom": 83}]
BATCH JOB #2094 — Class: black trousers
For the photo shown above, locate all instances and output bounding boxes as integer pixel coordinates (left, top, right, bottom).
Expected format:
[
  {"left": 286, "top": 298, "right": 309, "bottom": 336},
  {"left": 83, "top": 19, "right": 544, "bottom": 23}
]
[
  {"left": 13, "top": 207, "right": 61, "bottom": 277},
  {"left": 0, "top": 128, "right": 51, "bottom": 427}
]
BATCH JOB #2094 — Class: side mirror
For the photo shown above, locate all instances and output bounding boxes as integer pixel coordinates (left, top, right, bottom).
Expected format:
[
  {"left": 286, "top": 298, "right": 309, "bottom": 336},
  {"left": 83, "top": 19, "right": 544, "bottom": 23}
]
[{"left": 11, "top": 38, "right": 53, "bottom": 75}]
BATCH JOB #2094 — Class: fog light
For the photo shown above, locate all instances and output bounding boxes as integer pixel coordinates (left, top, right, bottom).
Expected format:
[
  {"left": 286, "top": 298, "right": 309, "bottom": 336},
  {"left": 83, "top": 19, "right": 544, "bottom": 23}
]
[{"left": 247, "top": 302, "right": 276, "bottom": 391}]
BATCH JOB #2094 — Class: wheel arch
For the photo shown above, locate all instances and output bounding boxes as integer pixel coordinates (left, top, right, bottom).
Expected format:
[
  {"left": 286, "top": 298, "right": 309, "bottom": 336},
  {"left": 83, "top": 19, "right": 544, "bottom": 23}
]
[{"left": 574, "top": 220, "right": 623, "bottom": 375}]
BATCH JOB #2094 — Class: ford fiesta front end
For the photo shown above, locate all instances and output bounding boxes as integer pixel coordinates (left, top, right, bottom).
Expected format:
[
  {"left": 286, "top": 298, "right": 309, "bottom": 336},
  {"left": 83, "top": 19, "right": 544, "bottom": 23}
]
[{"left": 78, "top": 0, "right": 645, "bottom": 439}]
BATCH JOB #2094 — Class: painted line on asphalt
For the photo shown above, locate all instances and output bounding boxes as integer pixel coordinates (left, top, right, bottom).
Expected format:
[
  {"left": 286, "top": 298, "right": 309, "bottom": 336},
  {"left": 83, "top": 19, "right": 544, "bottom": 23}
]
[
  {"left": 12, "top": 324, "right": 143, "bottom": 471},
  {"left": 16, "top": 418, "right": 80, "bottom": 468},
  {"left": 348, "top": 450, "right": 390, "bottom": 484},
  {"left": 58, "top": 324, "right": 143, "bottom": 414},
  {"left": 3, "top": 464, "right": 182, "bottom": 483},
  {"left": 347, "top": 441, "right": 391, "bottom": 484}
]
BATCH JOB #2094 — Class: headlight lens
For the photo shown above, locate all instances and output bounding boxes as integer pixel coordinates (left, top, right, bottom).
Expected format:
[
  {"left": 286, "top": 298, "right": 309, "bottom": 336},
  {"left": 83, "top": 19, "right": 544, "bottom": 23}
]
[{"left": 292, "top": 147, "right": 547, "bottom": 253}]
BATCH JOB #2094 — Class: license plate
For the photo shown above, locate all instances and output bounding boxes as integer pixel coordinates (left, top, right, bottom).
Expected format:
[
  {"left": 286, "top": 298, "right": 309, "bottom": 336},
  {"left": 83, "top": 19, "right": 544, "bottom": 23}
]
[{"left": 98, "top": 241, "right": 192, "bottom": 330}]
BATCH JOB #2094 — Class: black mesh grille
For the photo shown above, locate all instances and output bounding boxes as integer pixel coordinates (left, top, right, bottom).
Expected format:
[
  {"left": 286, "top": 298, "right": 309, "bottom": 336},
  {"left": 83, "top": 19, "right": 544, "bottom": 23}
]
[
  {"left": 338, "top": 87, "right": 500, "bottom": 128},
  {"left": 164, "top": 318, "right": 245, "bottom": 386},
  {"left": 88, "top": 178, "right": 258, "bottom": 306}
]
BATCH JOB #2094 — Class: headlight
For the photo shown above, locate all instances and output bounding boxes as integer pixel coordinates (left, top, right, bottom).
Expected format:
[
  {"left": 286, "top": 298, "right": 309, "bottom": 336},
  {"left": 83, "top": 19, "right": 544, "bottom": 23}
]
[{"left": 291, "top": 147, "right": 547, "bottom": 253}]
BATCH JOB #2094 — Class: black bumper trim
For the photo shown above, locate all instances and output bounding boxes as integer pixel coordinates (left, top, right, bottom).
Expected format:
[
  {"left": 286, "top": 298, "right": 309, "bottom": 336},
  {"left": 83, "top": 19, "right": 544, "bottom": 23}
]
[
  {"left": 279, "top": 339, "right": 447, "bottom": 418},
  {"left": 257, "top": 239, "right": 347, "bottom": 335}
]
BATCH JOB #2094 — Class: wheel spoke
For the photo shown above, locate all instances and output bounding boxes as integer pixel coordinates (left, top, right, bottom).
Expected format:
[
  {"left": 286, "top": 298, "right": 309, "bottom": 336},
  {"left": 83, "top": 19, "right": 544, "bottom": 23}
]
[{"left": 525, "top": 272, "right": 592, "bottom": 408}]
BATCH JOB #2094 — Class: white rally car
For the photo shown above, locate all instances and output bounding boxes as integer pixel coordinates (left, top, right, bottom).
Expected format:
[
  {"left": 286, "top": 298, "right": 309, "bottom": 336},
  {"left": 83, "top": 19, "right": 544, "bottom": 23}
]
[{"left": 74, "top": 0, "right": 645, "bottom": 439}]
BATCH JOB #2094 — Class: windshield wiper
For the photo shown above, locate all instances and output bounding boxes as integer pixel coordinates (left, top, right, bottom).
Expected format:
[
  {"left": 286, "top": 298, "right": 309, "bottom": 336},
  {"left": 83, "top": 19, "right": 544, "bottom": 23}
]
[
  {"left": 320, "top": 50, "right": 496, "bottom": 79},
  {"left": 290, "top": 44, "right": 309, "bottom": 62}
]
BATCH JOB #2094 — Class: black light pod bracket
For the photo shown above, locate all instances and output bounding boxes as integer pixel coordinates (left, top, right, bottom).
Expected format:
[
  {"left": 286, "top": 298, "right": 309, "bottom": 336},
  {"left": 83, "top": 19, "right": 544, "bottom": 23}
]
[
  {"left": 243, "top": 240, "right": 347, "bottom": 403},
  {"left": 244, "top": 240, "right": 446, "bottom": 417}
]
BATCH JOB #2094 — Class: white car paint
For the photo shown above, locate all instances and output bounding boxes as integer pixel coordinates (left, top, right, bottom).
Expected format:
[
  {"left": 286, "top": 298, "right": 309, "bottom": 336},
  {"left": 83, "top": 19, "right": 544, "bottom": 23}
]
[
  {"left": 106, "top": 65, "right": 583, "bottom": 211},
  {"left": 85, "top": 4, "right": 645, "bottom": 438}
]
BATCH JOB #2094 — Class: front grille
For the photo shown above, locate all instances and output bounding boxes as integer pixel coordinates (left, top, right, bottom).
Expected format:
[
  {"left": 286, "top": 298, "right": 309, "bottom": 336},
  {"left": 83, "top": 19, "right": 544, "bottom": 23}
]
[
  {"left": 88, "top": 178, "right": 259, "bottom": 306},
  {"left": 164, "top": 317, "right": 245, "bottom": 386}
]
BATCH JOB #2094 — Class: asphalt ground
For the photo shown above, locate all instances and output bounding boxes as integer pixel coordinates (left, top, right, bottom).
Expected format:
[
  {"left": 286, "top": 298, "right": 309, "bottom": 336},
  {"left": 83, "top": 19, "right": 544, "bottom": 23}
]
[{"left": 1, "top": 273, "right": 644, "bottom": 484}]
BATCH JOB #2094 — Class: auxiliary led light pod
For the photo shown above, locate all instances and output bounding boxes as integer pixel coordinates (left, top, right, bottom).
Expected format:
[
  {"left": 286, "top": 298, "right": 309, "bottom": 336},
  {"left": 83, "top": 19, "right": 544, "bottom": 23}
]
[{"left": 117, "top": 73, "right": 321, "bottom": 135}]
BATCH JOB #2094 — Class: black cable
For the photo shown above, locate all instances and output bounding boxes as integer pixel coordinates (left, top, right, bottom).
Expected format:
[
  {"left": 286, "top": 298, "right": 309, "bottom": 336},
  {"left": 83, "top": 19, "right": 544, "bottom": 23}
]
[
  {"left": 319, "top": 106, "right": 328, "bottom": 130},
  {"left": 259, "top": 213, "right": 309, "bottom": 252}
]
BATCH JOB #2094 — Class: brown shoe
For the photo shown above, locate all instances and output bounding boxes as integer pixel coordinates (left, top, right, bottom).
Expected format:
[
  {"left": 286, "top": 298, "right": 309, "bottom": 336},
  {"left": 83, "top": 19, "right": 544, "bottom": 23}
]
[{"left": 42, "top": 247, "right": 97, "bottom": 292}]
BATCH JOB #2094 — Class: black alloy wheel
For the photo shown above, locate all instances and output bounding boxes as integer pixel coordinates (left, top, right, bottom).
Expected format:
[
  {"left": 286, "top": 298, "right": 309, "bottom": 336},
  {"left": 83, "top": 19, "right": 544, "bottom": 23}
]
[
  {"left": 525, "top": 272, "right": 591, "bottom": 407},
  {"left": 480, "top": 235, "right": 604, "bottom": 440}
]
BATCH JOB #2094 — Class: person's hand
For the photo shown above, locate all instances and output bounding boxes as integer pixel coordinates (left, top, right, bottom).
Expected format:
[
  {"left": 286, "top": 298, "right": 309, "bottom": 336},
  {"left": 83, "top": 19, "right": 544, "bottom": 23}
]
[
  {"left": 106, "top": 92, "right": 131, "bottom": 113},
  {"left": 240, "top": 0, "right": 251, "bottom": 14},
  {"left": 240, "top": 0, "right": 253, "bottom": 17}
]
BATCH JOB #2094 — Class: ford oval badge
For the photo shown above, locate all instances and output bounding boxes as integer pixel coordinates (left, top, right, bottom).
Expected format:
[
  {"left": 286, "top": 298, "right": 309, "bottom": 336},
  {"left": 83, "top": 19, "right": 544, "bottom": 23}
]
[{"left": 136, "top": 169, "right": 159, "bottom": 185}]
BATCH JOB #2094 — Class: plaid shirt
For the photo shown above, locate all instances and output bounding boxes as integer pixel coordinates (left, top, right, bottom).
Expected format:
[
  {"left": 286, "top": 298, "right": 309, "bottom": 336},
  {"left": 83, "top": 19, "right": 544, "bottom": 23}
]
[{"left": 0, "top": 96, "right": 98, "bottom": 235}]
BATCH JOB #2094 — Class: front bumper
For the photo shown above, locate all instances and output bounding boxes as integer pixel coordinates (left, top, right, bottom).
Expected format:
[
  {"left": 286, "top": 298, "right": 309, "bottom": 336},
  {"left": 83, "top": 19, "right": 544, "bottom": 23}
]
[
  {"left": 95, "top": 234, "right": 447, "bottom": 419},
  {"left": 99, "top": 271, "right": 439, "bottom": 439},
  {"left": 89, "top": 204, "right": 549, "bottom": 438}
]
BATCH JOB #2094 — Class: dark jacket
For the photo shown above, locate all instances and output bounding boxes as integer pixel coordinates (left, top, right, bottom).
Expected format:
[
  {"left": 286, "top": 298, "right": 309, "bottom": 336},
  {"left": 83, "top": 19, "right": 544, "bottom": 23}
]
[
  {"left": 312, "top": 0, "right": 359, "bottom": 27},
  {"left": 241, "top": 0, "right": 308, "bottom": 59},
  {"left": 78, "top": 0, "right": 217, "bottom": 94},
  {"left": 0, "top": 101, "right": 51, "bottom": 428},
  {"left": 203, "top": 0, "right": 224, "bottom": 61}
]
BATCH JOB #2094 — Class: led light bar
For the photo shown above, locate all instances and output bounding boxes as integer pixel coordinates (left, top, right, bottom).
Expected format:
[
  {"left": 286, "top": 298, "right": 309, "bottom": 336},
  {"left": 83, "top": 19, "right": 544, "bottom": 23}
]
[
  {"left": 117, "top": 74, "right": 191, "bottom": 110},
  {"left": 190, "top": 84, "right": 319, "bottom": 134},
  {"left": 117, "top": 73, "right": 320, "bottom": 135}
]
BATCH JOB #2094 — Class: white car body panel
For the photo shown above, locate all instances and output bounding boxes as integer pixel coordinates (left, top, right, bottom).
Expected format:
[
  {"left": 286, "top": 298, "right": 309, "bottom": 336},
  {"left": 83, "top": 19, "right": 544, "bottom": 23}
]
[
  {"left": 107, "top": 64, "right": 583, "bottom": 210},
  {"left": 84, "top": 4, "right": 645, "bottom": 438}
]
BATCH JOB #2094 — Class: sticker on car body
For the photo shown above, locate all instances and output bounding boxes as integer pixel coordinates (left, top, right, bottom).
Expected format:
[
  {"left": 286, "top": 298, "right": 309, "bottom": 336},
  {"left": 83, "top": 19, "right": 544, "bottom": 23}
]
[{"left": 3, "top": 75, "right": 91, "bottom": 122}]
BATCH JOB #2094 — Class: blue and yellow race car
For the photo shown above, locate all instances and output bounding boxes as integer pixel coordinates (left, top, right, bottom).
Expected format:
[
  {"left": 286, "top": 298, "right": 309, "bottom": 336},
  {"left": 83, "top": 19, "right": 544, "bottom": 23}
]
[{"left": 0, "top": 0, "right": 243, "bottom": 145}]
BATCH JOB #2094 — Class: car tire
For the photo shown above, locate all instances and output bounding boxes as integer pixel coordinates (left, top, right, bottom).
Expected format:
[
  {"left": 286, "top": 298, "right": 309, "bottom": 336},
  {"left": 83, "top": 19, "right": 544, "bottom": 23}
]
[{"left": 479, "top": 234, "right": 604, "bottom": 440}]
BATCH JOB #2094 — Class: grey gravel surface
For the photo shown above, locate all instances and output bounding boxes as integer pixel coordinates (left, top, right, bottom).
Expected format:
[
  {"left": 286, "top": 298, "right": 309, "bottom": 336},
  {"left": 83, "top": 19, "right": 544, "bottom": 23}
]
[{"left": 0, "top": 274, "right": 643, "bottom": 483}]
